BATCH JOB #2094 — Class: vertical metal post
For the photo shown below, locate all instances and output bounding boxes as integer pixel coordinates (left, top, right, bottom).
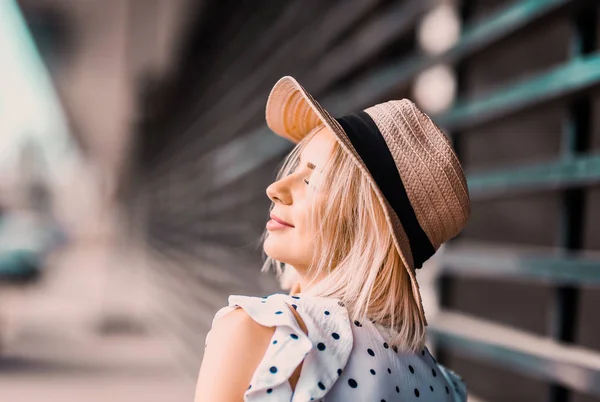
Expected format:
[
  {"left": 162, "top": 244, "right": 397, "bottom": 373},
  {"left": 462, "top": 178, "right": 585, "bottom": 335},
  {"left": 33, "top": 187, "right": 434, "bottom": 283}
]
[{"left": 548, "top": 3, "right": 596, "bottom": 401}]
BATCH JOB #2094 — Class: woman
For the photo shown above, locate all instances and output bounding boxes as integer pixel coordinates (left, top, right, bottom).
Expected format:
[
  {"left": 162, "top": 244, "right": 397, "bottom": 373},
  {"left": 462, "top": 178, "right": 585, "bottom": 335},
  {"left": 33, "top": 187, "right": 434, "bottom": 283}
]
[{"left": 195, "top": 76, "right": 470, "bottom": 401}]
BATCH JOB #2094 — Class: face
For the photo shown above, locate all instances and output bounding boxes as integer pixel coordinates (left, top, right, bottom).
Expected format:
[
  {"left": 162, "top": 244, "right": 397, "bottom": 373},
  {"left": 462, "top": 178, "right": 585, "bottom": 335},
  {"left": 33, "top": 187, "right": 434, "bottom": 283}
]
[{"left": 264, "top": 126, "right": 337, "bottom": 273}]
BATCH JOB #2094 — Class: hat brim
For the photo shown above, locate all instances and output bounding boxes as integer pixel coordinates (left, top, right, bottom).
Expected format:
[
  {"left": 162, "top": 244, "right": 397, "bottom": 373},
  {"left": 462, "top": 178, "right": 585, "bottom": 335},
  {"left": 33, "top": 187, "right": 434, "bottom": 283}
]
[{"left": 265, "top": 76, "right": 427, "bottom": 326}]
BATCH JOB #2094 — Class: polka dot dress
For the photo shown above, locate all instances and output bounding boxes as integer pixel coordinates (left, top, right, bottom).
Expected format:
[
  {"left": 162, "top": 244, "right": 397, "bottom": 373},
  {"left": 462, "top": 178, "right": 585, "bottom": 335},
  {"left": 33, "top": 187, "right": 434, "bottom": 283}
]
[{"left": 207, "top": 293, "right": 467, "bottom": 401}]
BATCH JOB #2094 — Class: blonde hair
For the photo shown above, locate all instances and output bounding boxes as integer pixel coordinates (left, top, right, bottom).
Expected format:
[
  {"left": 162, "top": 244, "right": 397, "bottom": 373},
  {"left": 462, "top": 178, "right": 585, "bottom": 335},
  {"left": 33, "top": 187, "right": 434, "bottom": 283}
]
[{"left": 261, "top": 125, "right": 426, "bottom": 353}]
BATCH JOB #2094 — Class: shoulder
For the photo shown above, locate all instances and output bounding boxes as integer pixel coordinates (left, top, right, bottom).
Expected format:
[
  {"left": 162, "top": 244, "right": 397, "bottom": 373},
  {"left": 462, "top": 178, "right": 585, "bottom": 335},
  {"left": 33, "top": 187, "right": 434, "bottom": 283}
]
[
  {"left": 195, "top": 307, "right": 276, "bottom": 401},
  {"left": 208, "top": 298, "right": 304, "bottom": 345},
  {"left": 209, "top": 306, "right": 276, "bottom": 348}
]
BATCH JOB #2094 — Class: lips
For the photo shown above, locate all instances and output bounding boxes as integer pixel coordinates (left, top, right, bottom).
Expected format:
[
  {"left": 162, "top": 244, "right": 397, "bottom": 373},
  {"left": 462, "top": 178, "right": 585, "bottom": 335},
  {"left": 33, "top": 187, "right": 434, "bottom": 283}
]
[{"left": 270, "top": 213, "right": 294, "bottom": 228}]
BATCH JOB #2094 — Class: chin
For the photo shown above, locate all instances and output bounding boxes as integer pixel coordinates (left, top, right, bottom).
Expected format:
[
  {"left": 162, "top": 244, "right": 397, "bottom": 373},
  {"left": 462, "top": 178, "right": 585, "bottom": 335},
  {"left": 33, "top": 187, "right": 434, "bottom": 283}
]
[
  {"left": 263, "top": 236, "right": 303, "bottom": 266},
  {"left": 263, "top": 236, "right": 287, "bottom": 262}
]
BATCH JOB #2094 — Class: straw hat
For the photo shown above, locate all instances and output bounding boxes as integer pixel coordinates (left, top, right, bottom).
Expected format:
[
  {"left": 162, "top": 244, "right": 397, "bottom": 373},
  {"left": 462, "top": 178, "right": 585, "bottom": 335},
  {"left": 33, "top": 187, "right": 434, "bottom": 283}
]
[{"left": 265, "top": 76, "right": 470, "bottom": 325}]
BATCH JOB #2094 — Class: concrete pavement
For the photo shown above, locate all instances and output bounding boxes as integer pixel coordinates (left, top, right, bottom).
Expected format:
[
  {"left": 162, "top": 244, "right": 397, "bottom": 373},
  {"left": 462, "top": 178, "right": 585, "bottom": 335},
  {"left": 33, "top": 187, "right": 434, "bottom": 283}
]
[{"left": 0, "top": 241, "right": 196, "bottom": 402}]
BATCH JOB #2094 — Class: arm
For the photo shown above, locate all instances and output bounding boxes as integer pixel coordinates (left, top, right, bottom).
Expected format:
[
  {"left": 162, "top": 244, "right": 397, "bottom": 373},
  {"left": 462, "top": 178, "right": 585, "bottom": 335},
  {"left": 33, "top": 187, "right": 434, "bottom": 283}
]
[{"left": 194, "top": 308, "right": 275, "bottom": 402}]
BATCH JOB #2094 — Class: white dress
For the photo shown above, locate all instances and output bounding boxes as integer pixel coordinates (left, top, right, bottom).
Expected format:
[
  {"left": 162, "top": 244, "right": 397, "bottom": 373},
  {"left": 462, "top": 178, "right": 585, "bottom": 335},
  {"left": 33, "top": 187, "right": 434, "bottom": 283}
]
[{"left": 206, "top": 292, "right": 467, "bottom": 402}]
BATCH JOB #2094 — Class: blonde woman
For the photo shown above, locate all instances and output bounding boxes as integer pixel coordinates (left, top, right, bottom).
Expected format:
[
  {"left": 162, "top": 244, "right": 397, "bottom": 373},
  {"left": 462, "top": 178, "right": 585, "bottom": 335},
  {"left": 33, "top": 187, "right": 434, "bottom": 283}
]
[{"left": 195, "top": 76, "right": 470, "bottom": 401}]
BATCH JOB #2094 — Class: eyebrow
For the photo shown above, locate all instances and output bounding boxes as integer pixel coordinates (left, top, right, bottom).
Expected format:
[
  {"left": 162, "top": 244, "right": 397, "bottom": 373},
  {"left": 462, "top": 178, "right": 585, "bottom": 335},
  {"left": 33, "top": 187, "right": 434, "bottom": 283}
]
[{"left": 290, "top": 156, "right": 315, "bottom": 172}]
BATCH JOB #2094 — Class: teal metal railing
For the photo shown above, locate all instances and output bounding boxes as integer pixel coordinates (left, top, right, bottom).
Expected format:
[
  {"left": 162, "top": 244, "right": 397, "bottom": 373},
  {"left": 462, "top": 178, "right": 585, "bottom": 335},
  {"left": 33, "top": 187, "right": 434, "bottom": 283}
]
[{"left": 151, "top": 0, "right": 600, "bottom": 398}]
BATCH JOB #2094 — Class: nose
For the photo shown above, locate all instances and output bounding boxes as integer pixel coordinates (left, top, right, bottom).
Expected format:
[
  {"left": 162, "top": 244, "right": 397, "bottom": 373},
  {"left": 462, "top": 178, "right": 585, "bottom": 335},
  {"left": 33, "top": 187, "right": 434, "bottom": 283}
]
[{"left": 266, "top": 175, "right": 293, "bottom": 205}]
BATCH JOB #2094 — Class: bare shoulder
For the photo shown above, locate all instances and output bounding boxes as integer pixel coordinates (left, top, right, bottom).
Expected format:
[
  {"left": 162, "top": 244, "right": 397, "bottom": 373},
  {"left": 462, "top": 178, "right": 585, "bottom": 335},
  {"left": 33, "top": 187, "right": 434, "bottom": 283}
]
[
  {"left": 195, "top": 308, "right": 275, "bottom": 402},
  {"left": 208, "top": 307, "right": 275, "bottom": 346}
]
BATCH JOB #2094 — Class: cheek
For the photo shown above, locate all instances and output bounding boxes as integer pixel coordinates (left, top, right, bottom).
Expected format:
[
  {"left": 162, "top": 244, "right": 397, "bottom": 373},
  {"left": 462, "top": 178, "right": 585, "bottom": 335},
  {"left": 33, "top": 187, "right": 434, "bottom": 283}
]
[{"left": 263, "top": 196, "right": 325, "bottom": 265}]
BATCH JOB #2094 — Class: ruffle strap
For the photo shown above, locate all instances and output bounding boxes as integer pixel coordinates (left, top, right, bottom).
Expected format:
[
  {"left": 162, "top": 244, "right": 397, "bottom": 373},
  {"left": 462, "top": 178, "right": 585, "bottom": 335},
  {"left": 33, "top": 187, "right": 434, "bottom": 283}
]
[{"left": 209, "top": 293, "right": 354, "bottom": 402}]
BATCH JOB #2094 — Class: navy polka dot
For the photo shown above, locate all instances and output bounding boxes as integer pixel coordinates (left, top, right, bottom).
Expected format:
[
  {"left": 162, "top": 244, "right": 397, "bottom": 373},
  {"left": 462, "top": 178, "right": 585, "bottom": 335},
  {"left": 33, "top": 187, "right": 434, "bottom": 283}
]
[
  {"left": 239, "top": 295, "right": 466, "bottom": 400},
  {"left": 260, "top": 300, "right": 266, "bottom": 303}
]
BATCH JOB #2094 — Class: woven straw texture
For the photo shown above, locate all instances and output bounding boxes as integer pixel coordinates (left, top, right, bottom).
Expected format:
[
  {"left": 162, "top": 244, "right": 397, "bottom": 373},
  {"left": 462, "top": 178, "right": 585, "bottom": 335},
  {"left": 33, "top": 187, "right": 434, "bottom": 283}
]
[{"left": 265, "top": 76, "right": 471, "bottom": 326}]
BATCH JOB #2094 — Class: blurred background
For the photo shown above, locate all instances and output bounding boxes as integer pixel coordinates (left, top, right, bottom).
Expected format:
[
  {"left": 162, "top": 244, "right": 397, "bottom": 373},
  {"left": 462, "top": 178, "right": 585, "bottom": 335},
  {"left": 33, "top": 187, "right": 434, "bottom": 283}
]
[{"left": 1, "top": 0, "right": 600, "bottom": 401}]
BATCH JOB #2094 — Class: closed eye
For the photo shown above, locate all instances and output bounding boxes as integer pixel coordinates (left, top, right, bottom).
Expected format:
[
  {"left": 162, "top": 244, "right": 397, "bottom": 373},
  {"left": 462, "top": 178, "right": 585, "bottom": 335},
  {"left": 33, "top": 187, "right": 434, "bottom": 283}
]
[{"left": 304, "top": 162, "right": 315, "bottom": 185}]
